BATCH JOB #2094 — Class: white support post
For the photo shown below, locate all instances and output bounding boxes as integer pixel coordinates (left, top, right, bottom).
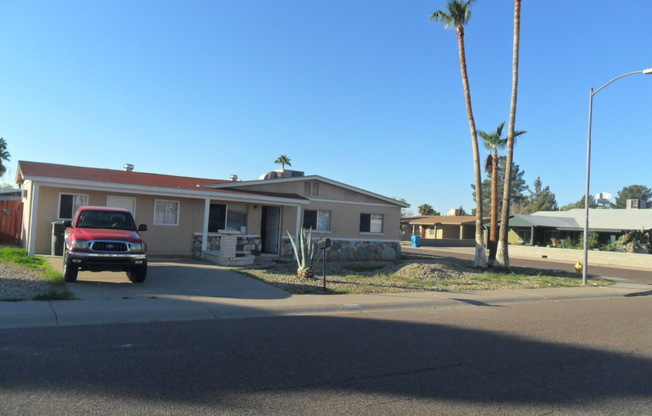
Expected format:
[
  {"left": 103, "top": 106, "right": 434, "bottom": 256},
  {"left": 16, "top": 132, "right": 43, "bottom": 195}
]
[
  {"left": 27, "top": 184, "right": 39, "bottom": 256},
  {"left": 202, "top": 198, "right": 210, "bottom": 253},
  {"left": 295, "top": 205, "right": 302, "bottom": 241}
]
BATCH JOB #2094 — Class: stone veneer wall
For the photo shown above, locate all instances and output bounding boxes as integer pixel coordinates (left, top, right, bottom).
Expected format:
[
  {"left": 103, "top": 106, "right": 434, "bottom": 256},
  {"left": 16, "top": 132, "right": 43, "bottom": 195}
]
[
  {"left": 192, "top": 233, "right": 262, "bottom": 257},
  {"left": 280, "top": 238, "right": 402, "bottom": 261},
  {"left": 192, "top": 234, "right": 401, "bottom": 261}
]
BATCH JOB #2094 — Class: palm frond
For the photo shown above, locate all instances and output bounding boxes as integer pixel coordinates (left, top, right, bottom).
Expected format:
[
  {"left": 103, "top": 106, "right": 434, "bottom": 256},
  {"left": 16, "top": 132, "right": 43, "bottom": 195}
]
[{"left": 484, "top": 154, "right": 493, "bottom": 176}]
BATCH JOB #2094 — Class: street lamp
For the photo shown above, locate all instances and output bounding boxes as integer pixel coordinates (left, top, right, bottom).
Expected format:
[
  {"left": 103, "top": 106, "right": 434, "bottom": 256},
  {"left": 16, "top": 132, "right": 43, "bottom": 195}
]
[{"left": 583, "top": 67, "right": 652, "bottom": 285}]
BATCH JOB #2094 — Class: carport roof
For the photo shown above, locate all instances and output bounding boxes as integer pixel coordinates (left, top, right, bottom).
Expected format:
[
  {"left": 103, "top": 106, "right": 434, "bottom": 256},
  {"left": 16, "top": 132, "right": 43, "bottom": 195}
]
[
  {"left": 409, "top": 215, "right": 481, "bottom": 226},
  {"left": 532, "top": 209, "right": 652, "bottom": 231},
  {"left": 508, "top": 214, "right": 580, "bottom": 229},
  {"left": 507, "top": 209, "right": 652, "bottom": 232}
]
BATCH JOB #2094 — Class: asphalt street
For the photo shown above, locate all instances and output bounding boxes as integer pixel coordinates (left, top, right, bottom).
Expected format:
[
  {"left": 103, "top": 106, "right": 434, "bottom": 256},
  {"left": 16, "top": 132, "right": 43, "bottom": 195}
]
[
  {"left": 1, "top": 296, "right": 651, "bottom": 415},
  {"left": 2, "top": 250, "right": 651, "bottom": 414}
]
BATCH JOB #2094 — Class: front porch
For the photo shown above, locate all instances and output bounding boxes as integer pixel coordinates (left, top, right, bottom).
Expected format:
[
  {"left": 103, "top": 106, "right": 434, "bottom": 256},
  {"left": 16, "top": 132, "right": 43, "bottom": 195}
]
[{"left": 193, "top": 231, "right": 261, "bottom": 266}]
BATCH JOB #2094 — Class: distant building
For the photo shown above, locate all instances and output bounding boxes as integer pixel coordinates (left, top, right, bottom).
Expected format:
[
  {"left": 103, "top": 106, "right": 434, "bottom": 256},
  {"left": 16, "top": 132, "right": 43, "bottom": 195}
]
[{"left": 506, "top": 208, "right": 652, "bottom": 247}]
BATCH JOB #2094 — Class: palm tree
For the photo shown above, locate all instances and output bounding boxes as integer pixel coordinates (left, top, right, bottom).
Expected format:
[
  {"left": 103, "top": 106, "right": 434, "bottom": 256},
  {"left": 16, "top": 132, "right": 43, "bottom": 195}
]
[
  {"left": 418, "top": 204, "right": 436, "bottom": 215},
  {"left": 431, "top": 0, "right": 486, "bottom": 268},
  {"left": 0, "top": 138, "right": 10, "bottom": 177},
  {"left": 274, "top": 155, "right": 291, "bottom": 170},
  {"left": 479, "top": 122, "right": 525, "bottom": 265},
  {"left": 495, "top": 0, "right": 523, "bottom": 270}
]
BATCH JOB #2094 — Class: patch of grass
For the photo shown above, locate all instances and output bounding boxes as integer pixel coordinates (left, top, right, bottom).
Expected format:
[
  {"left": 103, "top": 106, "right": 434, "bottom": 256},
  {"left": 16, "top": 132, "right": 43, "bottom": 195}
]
[
  {"left": 32, "top": 289, "right": 75, "bottom": 301},
  {"left": 0, "top": 247, "right": 50, "bottom": 269}
]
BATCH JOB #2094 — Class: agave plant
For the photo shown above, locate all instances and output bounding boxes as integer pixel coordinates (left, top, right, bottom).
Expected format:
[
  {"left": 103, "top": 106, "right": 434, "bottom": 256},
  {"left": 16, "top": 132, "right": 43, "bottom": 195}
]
[{"left": 287, "top": 228, "right": 321, "bottom": 279}]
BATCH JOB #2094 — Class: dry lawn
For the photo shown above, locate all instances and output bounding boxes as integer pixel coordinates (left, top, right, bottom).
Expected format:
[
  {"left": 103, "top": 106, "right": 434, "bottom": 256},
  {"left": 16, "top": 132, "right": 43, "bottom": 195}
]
[{"left": 237, "top": 255, "right": 612, "bottom": 295}]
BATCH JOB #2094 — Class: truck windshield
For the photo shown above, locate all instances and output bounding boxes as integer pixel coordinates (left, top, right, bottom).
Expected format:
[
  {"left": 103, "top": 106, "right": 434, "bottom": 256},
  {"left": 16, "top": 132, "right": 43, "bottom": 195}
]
[{"left": 77, "top": 211, "right": 136, "bottom": 231}]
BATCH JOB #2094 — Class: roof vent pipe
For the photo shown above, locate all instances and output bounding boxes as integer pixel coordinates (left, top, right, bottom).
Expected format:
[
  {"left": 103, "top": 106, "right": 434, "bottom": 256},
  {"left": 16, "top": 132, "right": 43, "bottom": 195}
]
[{"left": 124, "top": 164, "right": 134, "bottom": 172}]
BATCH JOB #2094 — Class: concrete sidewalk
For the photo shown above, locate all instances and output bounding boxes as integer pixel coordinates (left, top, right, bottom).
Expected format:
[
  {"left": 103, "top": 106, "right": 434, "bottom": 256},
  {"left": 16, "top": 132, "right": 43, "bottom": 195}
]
[{"left": 1, "top": 274, "right": 650, "bottom": 329}]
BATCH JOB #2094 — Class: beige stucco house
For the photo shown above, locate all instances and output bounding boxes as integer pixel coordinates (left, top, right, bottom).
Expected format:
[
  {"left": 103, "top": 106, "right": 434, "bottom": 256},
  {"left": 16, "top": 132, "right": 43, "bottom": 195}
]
[
  {"left": 17, "top": 161, "right": 408, "bottom": 261},
  {"left": 408, "top": 215, "right": 478, "bottom": 239}
]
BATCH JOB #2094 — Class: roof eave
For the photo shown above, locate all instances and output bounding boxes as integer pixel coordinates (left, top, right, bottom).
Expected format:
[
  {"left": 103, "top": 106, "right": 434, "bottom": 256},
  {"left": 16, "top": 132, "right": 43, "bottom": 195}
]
[{"left": 23, "top": 176, "right": 310, "bottom": 205}]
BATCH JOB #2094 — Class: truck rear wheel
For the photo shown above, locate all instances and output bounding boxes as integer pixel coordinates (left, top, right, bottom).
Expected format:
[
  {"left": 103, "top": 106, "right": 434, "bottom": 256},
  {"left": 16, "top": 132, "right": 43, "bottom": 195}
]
[{"left": 127, "top": 263, "right": 147, "bottom": 283}]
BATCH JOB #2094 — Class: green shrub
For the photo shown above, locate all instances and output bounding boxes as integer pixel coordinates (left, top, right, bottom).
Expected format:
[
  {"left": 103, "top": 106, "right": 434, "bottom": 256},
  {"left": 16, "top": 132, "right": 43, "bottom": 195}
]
[{"left": 578, "top": 232, "right": 600, "bottom": 250}]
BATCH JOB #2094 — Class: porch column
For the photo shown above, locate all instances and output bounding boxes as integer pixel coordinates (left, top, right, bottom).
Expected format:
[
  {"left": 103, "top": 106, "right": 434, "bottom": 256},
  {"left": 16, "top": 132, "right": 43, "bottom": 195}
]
[
  {"left": 27, "top": 184, "right": 39, "bottom": 256},
  {"left": 202, "top": 198, "right": 210, "bottom": 252},
  {"left": 295, "top": 205, "right": 302, "bottom": 240},
  {"left": 530, "top": 225, "right": 534, "bottom": 245}
]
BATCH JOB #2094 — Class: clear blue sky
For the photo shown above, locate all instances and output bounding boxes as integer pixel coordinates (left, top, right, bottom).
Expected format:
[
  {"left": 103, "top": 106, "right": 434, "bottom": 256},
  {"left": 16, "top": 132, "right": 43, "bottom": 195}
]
[{"left": 1, "top": 0, "right": 651, "bottom": 214}]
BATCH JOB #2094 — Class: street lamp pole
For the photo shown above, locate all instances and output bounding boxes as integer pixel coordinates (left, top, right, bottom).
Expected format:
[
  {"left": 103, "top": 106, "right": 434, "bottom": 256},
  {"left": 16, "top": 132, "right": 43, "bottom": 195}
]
[{"left": 583, "top": 68, "right": 652, "bottom": 285}]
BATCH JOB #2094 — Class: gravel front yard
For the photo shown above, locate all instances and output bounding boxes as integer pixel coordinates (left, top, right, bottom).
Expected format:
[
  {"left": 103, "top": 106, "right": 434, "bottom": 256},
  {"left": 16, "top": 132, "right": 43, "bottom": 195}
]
[
  {"left": 238, "top": 256, "right": 611, "bottom": 295},
  {"left": 0, "top": 262, "right": 60, "bottom": 301}
]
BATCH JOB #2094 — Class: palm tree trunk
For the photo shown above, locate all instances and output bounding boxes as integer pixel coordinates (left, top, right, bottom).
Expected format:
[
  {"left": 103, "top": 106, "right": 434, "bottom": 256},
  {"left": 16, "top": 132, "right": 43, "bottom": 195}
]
[
  {"left": 495, "top": 0, "right": 522, "bottom": 269},
  {"left": 457, "top": 25, "right": 486, "bottom": 268},
  {"left": 488, "top": 152, "right": 499, "bottom": 264}
]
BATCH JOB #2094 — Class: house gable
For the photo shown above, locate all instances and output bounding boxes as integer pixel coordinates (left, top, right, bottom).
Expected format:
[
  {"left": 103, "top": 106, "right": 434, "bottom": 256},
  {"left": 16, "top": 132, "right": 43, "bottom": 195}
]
[{"left": 206, "top": 175, "right": 409, "bottom": 208}]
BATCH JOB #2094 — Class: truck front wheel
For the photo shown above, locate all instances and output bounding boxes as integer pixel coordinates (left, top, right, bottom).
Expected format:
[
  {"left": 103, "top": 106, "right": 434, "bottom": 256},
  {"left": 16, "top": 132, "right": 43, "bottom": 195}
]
[
  {"left": 127, "top": 263, "right": 147, "bottom": 283},
  {"left": 62, "top": 253, "right": 78, "bottom": 282}
]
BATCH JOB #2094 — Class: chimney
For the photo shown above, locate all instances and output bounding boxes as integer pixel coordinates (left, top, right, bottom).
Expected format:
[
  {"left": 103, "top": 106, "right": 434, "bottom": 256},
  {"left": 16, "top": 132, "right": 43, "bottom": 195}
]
[
  {"left": 230, "top": 174, "right": 238, "bottom": 181},
  {"left": 124, "top": 164, "right": 134, "bottom": 172}
]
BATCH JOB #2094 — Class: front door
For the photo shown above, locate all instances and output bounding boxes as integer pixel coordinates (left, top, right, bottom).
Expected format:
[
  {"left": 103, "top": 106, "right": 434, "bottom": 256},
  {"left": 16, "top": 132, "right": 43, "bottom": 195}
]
[{"left": 262, "top": 206, "right": 281, "bottom": 253}]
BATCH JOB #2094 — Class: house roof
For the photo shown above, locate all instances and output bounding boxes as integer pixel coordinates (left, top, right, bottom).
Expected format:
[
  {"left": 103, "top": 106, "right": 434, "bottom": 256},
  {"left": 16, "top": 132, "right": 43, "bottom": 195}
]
[
  {"left": 17, "top": 161, "right": 227, "bottom": 190},
  {"left": 508, "top": 214, "right": 580, "bottom": 229},
  {"left": 16, "top": 161, "right": 309, "bottom": 203},
  {"left": 409, "top": 215, "right": 480, "bottom": 226},
  {"left": 511, "top": 209, "right": 652, "bottom": 232}
]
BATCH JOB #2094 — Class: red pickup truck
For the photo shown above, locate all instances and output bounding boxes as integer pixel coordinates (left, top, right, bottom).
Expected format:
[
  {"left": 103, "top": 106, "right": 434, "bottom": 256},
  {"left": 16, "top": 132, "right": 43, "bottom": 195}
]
[{"left": 62, "top": 206, "right": 148, "bottom": 283}]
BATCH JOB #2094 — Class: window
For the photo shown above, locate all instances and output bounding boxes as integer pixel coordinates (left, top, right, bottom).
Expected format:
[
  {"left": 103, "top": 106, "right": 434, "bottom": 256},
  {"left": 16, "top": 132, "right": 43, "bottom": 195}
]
[
  {"left": 59, "top": 193, "right": 88, "bottom": 219},
  {"left": 360, "top": 213, "right": 384, "bottom": 234},
  {"left": 226, "top": 203, "right": 247, "bottom": 232},
  {"left": 517, "top": 229, "right": 531, "bottom": 243},
  {"left": 154, "top": 200, "right": 179, "bottom": 225},
  {"left": 303, "top": 182, "right": 320, "bottom": 196},
  {"left": 303, "top": 210, "right": 331, "bottom": 232},
  {"left": 209, "top": 204, "right": 226, "bottom": 232},
  {"left": 77, "top": 209, "right": 136, "bottom": 230},
  {"left": 208, "top": 203, "right": 248, "bottom": 232}
]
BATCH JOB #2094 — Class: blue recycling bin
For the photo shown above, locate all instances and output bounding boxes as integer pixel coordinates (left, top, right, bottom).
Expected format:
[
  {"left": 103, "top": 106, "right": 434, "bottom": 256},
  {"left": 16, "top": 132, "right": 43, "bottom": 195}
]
[{"left": 411, "top": 236, "right": 421, "bottom": 247}]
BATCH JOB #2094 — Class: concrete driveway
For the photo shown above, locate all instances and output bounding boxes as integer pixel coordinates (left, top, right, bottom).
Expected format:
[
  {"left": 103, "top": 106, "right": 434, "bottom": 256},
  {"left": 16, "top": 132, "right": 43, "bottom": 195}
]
[{"left": 45, "top": 256, "right": 290, "bottom": 301}]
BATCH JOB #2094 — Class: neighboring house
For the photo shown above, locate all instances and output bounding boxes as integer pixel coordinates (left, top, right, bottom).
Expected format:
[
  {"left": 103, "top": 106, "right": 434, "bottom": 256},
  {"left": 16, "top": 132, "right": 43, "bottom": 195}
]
[
  {"left": 399, "top": 216, "right": 426, "bottom": 241},
  {"left": 0, "top": 189, "right": 21, "bottom": 201},
  {"left": 408, "top": 215, "right": 479, "bottom": 241},
  {"left": 16, "top": 161, "right": 408, "bottom": 261},
  {"left": 507, "top": 208, "right": 652, "bottom": 246}
]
